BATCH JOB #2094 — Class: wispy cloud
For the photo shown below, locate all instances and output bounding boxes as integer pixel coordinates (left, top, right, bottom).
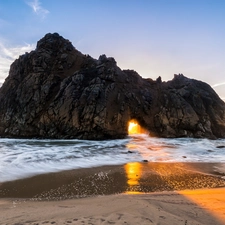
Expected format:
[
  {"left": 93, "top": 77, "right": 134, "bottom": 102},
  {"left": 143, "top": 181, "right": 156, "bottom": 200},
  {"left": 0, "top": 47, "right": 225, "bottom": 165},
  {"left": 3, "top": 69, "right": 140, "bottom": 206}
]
[
  {"left": 0, "top": 42, "right": 35, "bottom": 83},
  {"left": 26, "top": 0, "right": 49, "bottom": 19},
  {"left": 212, "top": 82, "right": 225, "bottom": 88}
]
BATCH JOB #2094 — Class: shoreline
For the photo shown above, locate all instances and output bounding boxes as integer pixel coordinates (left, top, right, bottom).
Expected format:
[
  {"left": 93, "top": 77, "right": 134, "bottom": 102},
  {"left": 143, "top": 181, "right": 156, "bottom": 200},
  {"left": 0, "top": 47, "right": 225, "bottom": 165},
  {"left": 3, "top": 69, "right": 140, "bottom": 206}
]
[
  {"left": 0, "top": 162, "right": 225, "bottom": 200},
  {"left": 1, "top": 162, "right": 225, "bottom": 224}
]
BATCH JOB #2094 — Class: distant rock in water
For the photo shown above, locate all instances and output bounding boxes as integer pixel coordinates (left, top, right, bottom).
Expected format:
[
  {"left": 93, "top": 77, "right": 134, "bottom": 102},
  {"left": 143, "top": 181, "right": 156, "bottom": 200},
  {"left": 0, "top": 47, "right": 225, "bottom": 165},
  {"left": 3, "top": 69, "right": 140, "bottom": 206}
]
[{"left": 0, "top": 33, "right": 225, "bottom": 139}]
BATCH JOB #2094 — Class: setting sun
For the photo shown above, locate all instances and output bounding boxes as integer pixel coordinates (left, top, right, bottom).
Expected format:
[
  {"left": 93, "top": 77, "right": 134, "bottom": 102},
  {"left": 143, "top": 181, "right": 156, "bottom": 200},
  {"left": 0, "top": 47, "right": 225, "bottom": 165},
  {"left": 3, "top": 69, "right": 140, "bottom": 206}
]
[
  {"left": 128, "top": 119, "right": 146, "bottom": 135},
  {"left": 128, "top": 122, "right": 138, "bottom": 134},
  {"left": 128, "top": 120, "right": 140, "bottom": 134}
]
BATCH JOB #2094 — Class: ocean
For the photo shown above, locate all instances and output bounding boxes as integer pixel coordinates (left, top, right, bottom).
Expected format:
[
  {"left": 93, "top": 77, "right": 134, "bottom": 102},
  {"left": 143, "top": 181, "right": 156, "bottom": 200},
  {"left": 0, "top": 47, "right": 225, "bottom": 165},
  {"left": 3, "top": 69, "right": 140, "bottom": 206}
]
[{"left": 0, "top": 134, "right": 225, "bottom": 183}]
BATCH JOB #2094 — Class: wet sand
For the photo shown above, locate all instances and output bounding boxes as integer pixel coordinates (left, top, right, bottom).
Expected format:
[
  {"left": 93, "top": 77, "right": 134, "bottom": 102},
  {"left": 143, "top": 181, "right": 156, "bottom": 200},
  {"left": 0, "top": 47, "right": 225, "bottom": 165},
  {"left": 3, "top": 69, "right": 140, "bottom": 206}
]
[
  {"left": 0, "top": 162, "right": 225, "bottom": 200},
  {"left": 1, "top": 162, "right": 225, "bottom": 224}
]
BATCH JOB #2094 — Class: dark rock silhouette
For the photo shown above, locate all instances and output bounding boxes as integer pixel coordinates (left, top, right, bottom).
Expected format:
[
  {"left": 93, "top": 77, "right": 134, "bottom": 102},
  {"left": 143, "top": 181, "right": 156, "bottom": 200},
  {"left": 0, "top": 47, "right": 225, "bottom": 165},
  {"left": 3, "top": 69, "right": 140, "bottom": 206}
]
[{"left": 0, "top": 33, "right": 225, "bottom": 139}]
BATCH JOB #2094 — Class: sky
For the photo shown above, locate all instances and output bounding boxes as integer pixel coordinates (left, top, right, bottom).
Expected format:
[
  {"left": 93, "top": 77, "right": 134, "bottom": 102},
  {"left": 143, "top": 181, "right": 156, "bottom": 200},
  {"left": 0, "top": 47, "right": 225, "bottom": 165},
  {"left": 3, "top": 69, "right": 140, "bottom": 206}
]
[{"left": 0, "top": 0, "right": 225, "bottom": 99}]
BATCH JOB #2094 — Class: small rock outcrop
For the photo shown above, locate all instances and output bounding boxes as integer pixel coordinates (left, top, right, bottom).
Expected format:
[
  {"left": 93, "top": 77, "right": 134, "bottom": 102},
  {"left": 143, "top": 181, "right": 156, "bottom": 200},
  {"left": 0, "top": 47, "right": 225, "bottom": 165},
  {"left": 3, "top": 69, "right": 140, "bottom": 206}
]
[{"left": 0, "top": 33, "right": 225, "bottom": 139}]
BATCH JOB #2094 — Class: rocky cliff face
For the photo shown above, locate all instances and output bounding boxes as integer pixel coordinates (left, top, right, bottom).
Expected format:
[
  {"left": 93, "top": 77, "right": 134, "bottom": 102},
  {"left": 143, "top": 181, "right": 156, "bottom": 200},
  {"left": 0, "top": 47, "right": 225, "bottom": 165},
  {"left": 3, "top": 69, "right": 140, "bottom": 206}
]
[{"left": 0, "top": 33, "right": 225, "bottom": 139}]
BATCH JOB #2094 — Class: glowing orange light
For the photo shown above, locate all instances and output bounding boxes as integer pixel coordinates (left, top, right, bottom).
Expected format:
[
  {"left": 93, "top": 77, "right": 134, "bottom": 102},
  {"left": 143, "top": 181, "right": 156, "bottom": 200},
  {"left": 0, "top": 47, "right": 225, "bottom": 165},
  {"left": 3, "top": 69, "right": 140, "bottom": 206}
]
[
  {"left": 179, "top": 188, "right": 225, "bottom": 223},
  {"left": 124, "top": 162, "right": 143, "bottom": 194},
  {"left": 128, "top": 120, "right": 141, "bottom": 135}
]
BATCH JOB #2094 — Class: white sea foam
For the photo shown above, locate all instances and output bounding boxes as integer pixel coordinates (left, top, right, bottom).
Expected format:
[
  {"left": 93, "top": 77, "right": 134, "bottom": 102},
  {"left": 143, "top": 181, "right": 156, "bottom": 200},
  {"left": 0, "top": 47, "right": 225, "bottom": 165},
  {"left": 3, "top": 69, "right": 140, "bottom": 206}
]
[{"left": 0, "top": 135, "right": 225, "bottom": 182}]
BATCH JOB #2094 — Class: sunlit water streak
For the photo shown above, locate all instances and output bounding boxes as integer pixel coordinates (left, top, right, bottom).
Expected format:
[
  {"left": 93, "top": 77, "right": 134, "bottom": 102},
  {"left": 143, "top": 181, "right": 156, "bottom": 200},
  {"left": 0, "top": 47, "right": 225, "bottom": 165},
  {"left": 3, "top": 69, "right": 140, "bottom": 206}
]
[{"left": 0, "top": 134, "right": 225, "bottom": 182}]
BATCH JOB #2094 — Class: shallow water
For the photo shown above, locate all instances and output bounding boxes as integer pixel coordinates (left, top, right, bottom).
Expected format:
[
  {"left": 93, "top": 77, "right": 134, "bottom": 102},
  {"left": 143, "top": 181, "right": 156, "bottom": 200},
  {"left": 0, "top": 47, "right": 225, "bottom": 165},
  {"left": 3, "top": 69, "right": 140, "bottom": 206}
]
[{"left": 0, "top": 134, "right": 225, "bottom": 182}]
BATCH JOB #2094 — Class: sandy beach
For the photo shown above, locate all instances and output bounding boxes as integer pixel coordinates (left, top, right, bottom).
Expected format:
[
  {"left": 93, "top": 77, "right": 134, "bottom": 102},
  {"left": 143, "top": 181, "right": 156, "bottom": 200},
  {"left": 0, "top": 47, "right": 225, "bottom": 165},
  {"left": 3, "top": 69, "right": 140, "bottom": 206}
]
[
  {"left": 1, "top": 188, "right": 225, "bottom": 225},
  {"left": 1, "top": 162, "right": 225, "bottom": 225}
]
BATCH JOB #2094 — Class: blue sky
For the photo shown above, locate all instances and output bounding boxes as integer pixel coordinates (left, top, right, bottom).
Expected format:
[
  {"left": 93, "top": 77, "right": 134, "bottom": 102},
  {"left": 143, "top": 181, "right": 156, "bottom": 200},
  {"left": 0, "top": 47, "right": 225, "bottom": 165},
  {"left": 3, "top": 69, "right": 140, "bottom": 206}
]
[{"left": 0, "top": 0, "right": 225, "bottom": 99}]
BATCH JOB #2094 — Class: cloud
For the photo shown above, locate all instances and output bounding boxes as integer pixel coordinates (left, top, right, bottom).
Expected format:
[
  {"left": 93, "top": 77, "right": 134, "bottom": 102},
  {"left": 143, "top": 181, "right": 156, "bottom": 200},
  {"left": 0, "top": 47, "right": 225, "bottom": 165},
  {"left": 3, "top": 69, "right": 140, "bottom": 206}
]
[
  {"left": 0, "top": 42, "right": 35, "bottom": 83},
  {"left": 212, "top": 82, "right": 225, "bottom": 88},
  {"left": 27, "top": 0, "right": 49, "bottom": 19}
]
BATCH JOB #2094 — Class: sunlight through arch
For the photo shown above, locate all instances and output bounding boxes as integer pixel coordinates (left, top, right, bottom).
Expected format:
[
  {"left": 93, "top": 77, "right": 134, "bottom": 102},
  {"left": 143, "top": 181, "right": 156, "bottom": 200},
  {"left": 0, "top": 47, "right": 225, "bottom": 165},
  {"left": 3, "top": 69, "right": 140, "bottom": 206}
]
[{"left": 128, "top": 119, "right": 146, "bottom": 135}]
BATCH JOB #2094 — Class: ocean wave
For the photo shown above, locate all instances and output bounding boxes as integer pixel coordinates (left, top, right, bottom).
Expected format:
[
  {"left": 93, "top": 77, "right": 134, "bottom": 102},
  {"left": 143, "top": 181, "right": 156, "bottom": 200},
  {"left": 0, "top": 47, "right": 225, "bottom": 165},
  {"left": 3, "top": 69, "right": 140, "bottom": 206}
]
[{"left": 0, "top": 135, "right": 225, "bottom": 182}]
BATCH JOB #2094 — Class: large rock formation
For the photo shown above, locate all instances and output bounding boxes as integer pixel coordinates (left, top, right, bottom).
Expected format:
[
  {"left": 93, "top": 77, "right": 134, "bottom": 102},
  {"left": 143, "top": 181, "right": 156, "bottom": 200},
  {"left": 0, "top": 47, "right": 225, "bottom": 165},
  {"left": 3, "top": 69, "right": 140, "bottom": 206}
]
[{"left": 0, "top": 33, "right": 225, "bottom": 139}]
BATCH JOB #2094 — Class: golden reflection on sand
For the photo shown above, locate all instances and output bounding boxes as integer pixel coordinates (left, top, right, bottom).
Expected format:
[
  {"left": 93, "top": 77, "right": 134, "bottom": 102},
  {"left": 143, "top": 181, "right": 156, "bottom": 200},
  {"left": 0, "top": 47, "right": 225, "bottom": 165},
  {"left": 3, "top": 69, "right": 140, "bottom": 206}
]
[
  {"left": 179, "top": 188, "right": 225, "bottom": 223},
  {"left": 124, "top": 162, "right": 225, "bottom": 223},
  {"left": 124, "top": 162, "right": 143, "bottom": 194}
]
